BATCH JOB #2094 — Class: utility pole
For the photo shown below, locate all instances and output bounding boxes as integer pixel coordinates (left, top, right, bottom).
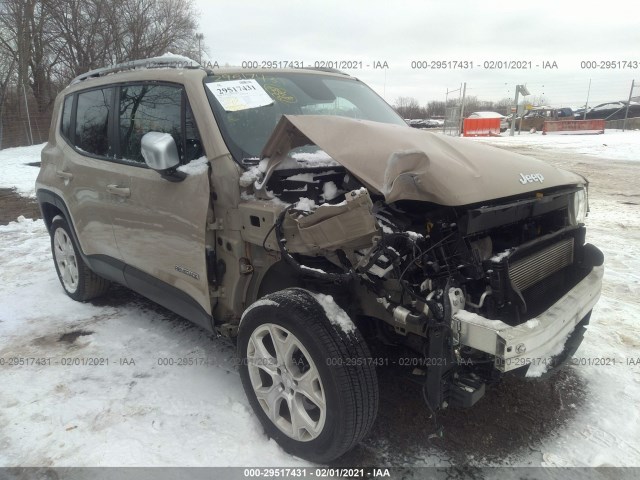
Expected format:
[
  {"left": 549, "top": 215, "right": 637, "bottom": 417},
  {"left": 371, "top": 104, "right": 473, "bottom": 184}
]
[
  {"left": 459, "top": 82, "right": 467, "bottom": 135},
  {"left": 583, "top": 78, "right": 591, "bottom": 120},
  {"left": 623, "top": 79, "right": 635, "bottom": 132},
  {"left": 443, "top": 87, "right": 450, "bottom": 135},
  {"left": 444, "top": 85, "right": 461, "bottom": 135},
  {"left": 509, "top": 88, "right": 520, "bottom": 137},
  {"left": 195, "top": 33, "right": 204, "bottom": 65},
  {"left": 509, "top": 84, "right": 530, "bottom": 136},
  {"left": 22, "top": 83, "right": 33, "bottom": 145}
]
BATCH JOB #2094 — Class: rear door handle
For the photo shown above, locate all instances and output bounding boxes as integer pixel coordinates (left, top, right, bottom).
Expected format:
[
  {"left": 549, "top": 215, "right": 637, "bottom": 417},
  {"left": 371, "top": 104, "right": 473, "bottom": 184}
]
[
  {"left": 106, "top": 184, "right": 131, "bottom": 198},
  {"left": 56, "top": 170, "right": 73, "bottom": 180}
]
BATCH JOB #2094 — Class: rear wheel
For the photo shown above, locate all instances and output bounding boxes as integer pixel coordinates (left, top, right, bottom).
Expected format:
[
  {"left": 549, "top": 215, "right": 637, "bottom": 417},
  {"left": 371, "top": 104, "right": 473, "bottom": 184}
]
[
  {"left": 50, "top": 216, "right": 110, "bottom": 301},
  {"left": 238, "top": 288, "right": 378, "bottom": 463}
]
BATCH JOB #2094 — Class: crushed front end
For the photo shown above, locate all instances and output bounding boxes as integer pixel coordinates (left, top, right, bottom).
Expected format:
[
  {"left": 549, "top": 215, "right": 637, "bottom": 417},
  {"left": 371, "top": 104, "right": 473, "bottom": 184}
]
[
  {"left": 358, "top": 186, "right": 604, "bottom": 409},
  {"left": 241, "top": 114, "right": 604, "bottom": 411}
]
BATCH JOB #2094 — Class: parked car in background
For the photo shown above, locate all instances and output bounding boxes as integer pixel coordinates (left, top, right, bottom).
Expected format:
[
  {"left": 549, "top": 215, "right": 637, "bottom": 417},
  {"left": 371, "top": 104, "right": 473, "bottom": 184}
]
[
  {"left": 584, "top": 101, "right": 640, "bottom": 121},
  {"left": 509, "top": 107, "right": 575, "bottom": 132},
  {"left": 406, "top": 118, "right": 444, "bottom": 129},
  {"left": 407, "top": 118, "right": 427, "bottom": 128},
  {"left": 423, "top": 118, "right": 444, "bottom": 128},
  {"left": 467, "top": 111, "right": 508, "bottom": 132}
]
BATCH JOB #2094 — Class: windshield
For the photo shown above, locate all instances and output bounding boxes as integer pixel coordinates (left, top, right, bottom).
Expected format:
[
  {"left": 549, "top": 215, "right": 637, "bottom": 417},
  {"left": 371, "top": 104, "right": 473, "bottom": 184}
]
[{"left": 204, "top": 72, "right": 406, "bottom": 163}]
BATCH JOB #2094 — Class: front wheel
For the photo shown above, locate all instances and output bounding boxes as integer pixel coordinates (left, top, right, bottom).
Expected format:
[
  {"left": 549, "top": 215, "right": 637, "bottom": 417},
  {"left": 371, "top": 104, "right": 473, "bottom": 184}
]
[{"left": 238, "top": 288, "right": 378, "bottom": 463}]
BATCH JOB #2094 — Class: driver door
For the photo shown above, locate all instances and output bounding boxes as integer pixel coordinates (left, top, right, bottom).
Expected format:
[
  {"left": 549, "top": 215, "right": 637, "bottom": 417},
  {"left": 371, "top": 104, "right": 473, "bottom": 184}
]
[{"left": 110, "top": 82, "right": 212, "bottom": 329}]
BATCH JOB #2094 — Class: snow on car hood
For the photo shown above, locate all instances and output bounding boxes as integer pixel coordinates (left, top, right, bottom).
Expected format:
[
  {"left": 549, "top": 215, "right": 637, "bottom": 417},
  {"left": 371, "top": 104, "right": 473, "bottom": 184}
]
[{"left": 260, "top": 115, "right": 584, "bottom": 206}]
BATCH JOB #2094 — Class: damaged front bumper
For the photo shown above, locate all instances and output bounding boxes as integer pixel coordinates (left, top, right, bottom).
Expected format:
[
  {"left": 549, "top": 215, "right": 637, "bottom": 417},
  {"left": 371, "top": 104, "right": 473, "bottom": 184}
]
[{"left": 453, "top": 261, "right": 604, "bottom": 373}]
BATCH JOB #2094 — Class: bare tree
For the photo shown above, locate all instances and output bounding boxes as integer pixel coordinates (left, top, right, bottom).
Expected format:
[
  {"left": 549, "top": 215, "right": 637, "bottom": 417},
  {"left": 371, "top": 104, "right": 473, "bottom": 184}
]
[
  {"left": 0, "top": 1, "right": 58, "bottom": 112},
  {"left": 46, "top": 0, "right": 199, "bottom": 77},
  {"left": 109, "top": 0, "right": 198, "bottom": 63},
  {"left": 528, "top": 95, "right": 549, "bottom": 107},
  {"left": 0, "top": 0, "right": 30, "bottom": 112},
  {"left": 495, "top": 97, "right": 512, "bottom": 115},
  {"left": 0, "top": 48, "right": 16, "bottom": 147},
  {"left": 47, "top": 0, "right": 113, "bottom": 78},
  {"left": 0, "top": 0, "right": 201, "bottom": 147},
  {"left": 29, "top": 1, "right": 60, "bottom": 112},
  {"left": 426, "top": 100, "right": 445, "bottom": 118},
  {"left": 394, "top": 96, "right": 423, "bottom": 119}
]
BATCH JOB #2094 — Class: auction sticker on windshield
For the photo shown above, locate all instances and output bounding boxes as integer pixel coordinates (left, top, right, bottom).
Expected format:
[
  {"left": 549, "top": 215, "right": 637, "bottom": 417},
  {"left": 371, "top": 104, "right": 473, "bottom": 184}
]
[{"left": 206, "top": 79, "right": 273, "bottom": 111}]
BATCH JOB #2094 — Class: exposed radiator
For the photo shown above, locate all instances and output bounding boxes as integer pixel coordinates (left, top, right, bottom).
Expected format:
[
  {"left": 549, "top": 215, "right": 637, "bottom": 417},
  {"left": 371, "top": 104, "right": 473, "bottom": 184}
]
[{"left": 509, "top": 237, "right": 575, "bottom": 291}]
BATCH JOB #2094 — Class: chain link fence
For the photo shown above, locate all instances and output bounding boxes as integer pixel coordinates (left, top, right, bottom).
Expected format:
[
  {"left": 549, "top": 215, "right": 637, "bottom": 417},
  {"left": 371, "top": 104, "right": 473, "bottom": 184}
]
[
  {"left": 0, "top": 113, "right": 51, "bottom": 149},
  {"left": 443, "top": 105, "right": 461, "bottom": 136}
]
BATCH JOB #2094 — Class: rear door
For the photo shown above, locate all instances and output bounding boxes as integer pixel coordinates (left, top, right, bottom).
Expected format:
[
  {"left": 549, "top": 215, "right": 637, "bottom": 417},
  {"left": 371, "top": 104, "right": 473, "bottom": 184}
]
[
  {"left": 57, "top": 87, "right": 128, "bottom": 271},
  {"left": 109, "top": 82, "right": 212, "bottom": 328}
]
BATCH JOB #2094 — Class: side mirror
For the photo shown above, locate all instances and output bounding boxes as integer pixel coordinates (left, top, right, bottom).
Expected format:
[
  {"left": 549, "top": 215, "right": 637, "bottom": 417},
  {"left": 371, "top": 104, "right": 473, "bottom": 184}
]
[{"left": 141, "top": 132, "right": 185, "bottom": 182}]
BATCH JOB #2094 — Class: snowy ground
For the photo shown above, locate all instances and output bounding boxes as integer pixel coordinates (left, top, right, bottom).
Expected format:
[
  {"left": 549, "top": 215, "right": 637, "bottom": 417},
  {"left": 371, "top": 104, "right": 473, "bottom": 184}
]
[
  {"left": 0, "top": 144, "right": 44, "bottom": 197},
  {"left": 472, "top": 128, "right": 640, "bottom": 162},
  {"left": 1, "top": 132, "right": 639, "bottom": 468}
]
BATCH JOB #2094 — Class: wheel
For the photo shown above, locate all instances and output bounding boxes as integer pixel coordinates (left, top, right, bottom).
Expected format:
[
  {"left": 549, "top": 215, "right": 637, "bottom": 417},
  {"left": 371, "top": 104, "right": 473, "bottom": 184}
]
[
  {"left": 238, "top": 288, "right": 378, "bottom": 463},
  {"left": 50, "top": 215, "right": 110, "bottom": 301}
]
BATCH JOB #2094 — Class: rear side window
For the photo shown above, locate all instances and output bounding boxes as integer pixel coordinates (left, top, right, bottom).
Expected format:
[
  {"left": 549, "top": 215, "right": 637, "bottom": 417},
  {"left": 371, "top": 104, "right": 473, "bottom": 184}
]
[
  {"left": 61, "top": 95, "right": 73, "bottom": 140},
  {"left": 75, "top": 89, "right": 112, "bottom": 156}
]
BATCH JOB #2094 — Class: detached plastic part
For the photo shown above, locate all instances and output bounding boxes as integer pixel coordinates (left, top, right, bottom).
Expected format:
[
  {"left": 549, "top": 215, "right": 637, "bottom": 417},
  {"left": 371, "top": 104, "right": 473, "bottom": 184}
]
[{"left": 449, "top": 374, "right": 486, "bottom": 408}]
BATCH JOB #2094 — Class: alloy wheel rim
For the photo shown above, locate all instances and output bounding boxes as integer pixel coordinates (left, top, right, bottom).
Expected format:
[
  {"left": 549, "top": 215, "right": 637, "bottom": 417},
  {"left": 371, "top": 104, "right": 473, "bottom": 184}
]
[
  {"left": 247, "top": 323, "right": 326, "bottom": 441},
  {"left": 53, "top": 228, "right": 79, "bottom": 293}
]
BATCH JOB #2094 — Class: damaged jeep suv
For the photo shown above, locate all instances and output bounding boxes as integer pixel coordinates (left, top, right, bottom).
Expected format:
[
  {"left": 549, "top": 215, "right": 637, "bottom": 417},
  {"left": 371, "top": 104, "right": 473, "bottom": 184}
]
[{"left": 36, "top": 56, "right": 604, "bottom": 462}]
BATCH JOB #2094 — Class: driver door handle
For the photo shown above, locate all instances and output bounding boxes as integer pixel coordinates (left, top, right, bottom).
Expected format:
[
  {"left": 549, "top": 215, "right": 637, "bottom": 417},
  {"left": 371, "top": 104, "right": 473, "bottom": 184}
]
[
  {"left": 106, "top": 184, "right": 131, "bottom": 198},
  {"left": 56, "top": 170, "right": 73, "bottom": 180}
]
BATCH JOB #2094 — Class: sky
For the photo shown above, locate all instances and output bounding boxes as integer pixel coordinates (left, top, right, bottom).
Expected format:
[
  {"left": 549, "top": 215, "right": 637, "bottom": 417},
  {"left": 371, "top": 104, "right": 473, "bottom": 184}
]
[{"left": 193, "top": 0, "right": 639, "bottom": 109}]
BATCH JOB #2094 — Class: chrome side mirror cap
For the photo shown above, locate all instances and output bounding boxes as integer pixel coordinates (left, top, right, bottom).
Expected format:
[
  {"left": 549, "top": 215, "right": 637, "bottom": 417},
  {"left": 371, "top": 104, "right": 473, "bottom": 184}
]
[{"left": 141, "top": 132, "right": 185, "bottom": 181}]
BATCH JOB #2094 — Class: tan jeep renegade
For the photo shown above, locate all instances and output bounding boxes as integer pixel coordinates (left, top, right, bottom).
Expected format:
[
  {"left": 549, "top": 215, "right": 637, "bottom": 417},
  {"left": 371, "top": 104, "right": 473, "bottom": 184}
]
[{"left": 36, "top": 56, "right": 604, "bottom": 462}]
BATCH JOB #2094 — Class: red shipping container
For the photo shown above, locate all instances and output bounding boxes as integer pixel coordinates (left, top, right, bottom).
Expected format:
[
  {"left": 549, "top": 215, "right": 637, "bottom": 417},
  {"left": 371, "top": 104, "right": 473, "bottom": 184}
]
[
  {"left": 542, "top": 120, "right": 605, "bottom": 135},
  {"left": 463, "top": 118, "right": 501, "bottom": 137}
]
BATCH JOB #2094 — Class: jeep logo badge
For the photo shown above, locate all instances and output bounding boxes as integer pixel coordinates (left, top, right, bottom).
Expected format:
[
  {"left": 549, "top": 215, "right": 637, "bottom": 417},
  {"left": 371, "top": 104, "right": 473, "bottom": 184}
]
[{"left": 519, "top": 173, "right": 545, "bottom": 185}]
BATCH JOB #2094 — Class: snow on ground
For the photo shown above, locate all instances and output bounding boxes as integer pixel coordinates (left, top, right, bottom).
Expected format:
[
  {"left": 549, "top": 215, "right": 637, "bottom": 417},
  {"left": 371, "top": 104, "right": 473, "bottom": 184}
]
[
  {"left": 0, "top": 143, "right": 45, "bottom": 197},
  {"left": 1, "top": 134, "right": 640, "bottom": 467},
  {"left": 471, "top": 129, "right": 640, "bottom": 162},
  {"left": 458, "top": 130, "right": 640, "bottom": 467},
  {"left": 534, "top": 196, "right": 640, "bottom": 467},
  {"left": 0, "top": 217, "right": 308, "bottom": 467}
]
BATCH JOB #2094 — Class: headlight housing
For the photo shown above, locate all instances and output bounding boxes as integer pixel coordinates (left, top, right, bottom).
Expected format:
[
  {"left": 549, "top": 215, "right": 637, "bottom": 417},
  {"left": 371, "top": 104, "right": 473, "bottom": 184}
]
[{"left": 569, "top": 188, "right": 588, "bottom": 225}]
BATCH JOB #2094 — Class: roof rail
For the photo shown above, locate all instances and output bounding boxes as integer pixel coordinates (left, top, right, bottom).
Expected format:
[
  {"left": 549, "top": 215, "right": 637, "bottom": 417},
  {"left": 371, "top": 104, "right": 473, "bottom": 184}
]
[
  {"left": 70, "top": 55, "right": 201, "bottom": 85},
  {"left": 304, "top": 67, "right": 350, "bottom": 76}
]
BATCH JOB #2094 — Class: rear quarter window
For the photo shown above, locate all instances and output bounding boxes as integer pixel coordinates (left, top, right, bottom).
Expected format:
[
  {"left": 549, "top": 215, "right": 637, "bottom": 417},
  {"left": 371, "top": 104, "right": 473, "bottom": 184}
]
[{"left": 61, "top": 95, "right": 73, "bottom": 140}]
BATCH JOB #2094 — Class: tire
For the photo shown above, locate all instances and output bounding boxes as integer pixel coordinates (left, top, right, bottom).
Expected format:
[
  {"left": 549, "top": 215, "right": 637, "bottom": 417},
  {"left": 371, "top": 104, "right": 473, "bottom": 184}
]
[
  {"left": 50, "top": 216, "right": 110, "bottom": 301},
  {"left": 238, "top": 288, "right": 378, "bottom": 463}
]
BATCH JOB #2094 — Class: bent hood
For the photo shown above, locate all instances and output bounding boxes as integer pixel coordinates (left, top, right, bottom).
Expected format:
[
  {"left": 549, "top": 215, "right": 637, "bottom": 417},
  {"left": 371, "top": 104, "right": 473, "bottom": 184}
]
[{"left": 260, "top": 115, "right": 583, "bottom": 206}]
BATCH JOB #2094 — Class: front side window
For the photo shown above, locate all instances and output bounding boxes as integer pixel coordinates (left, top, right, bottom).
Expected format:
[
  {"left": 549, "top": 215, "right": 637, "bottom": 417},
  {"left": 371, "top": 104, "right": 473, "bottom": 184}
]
[
  {"left": 75, "top": 88, "right": 112, "bottom": 156},
  {"left": 119, "top": 84, "right": 182, "bottom": 163}
]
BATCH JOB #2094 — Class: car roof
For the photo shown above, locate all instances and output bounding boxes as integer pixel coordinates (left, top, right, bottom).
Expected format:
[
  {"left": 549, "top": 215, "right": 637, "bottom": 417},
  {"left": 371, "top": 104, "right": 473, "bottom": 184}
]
[
  {"left": 67, "top": 55, "right": 354, "bottom": 92},
  {"left": 469, "top": 111, "right": 505, "bottom": 118}
]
